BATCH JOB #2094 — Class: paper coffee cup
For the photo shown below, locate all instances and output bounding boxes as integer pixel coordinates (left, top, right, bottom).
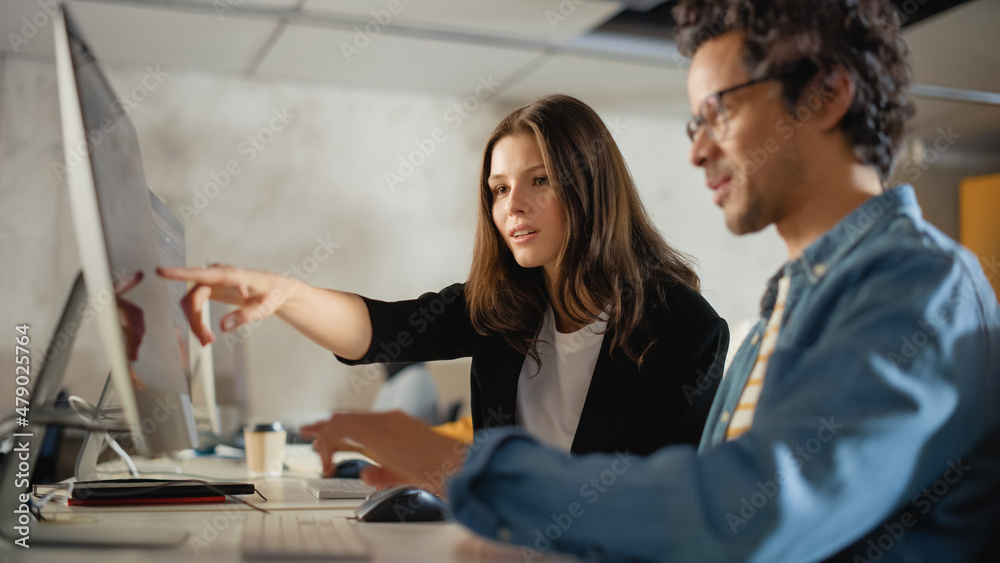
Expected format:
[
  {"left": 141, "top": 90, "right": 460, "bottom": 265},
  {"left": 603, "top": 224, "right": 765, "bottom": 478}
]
[{"left": 244, "top": 422, "right": 286, "bottom": 478}]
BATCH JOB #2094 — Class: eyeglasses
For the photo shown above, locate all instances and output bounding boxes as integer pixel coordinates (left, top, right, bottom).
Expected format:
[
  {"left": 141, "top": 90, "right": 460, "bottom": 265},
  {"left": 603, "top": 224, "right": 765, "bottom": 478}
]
[{"left": 684, "top": 75, "right": 780, "bottom": 143}]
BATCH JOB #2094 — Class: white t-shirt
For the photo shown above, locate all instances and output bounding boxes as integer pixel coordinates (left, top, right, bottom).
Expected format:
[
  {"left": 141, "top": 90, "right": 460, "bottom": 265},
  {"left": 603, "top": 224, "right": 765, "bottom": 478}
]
[{"left": 515, "top": 306, "right": 608, "bottom": 451}]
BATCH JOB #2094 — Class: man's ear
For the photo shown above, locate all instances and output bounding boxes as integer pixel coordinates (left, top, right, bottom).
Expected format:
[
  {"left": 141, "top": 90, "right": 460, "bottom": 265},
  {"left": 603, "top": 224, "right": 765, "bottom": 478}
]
[{"left": 814, "top": 65, "right": 854, "bottom": 132}]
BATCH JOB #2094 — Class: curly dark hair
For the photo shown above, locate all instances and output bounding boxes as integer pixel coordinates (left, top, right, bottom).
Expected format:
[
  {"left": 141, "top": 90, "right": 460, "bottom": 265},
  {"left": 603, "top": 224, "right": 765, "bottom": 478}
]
[{"left": 674, "top": 0, "right": 915, "bottom": 181}]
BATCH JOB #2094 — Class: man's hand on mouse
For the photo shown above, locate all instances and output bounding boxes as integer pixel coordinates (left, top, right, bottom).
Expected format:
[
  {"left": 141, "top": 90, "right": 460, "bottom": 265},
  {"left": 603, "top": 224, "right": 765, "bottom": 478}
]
[{"left": 303, "top": 410, "right": 466, "bottom": 495}]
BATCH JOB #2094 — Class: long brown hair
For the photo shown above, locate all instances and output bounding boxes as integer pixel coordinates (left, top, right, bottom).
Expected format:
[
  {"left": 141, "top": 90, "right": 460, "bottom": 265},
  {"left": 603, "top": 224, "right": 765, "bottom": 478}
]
[{"left": 466, "top": 94, "right": 699, "bottom": 364}]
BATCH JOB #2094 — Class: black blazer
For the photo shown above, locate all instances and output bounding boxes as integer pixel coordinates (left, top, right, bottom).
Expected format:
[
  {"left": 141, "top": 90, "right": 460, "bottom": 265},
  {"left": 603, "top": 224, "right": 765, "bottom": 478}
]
[{"left": 340, "top": 282, "right": 728, "bottom": 456}]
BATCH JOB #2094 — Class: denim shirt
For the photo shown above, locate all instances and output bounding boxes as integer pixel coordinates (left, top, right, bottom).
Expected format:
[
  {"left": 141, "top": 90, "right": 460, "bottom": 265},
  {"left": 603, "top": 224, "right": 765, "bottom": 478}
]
[
  {"left": 448, "top": 185, "right": 1000, "bottom": 562},
  {"left": 698, "top": 184, "right": 999, "bottom": 451}
]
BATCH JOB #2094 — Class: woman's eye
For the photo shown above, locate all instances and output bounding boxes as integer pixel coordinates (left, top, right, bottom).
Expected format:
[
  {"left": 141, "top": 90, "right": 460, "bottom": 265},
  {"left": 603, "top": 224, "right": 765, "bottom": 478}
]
[
  {"left": 493, "top": 185, "right": 508, "bottom": 195},
  {"left": 534, "top": 177, "right": 548, "bottom": 186}
]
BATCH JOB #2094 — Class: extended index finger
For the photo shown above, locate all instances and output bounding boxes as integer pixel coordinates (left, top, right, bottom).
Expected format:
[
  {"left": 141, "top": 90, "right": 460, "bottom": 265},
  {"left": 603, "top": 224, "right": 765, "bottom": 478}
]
[{"left": 157, "top": 265, "right": 239, "bottom": 286}]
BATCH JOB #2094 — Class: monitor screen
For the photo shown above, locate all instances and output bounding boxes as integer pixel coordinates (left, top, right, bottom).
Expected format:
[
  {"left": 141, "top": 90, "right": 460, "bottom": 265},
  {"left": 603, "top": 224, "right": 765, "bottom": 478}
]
[
  {"left": 55, "top": 5, "right": 197, "bottom": 456},
  {"left": 151, "top": 191, "right": 224, "bottom": 438},
  {"left": 150, "top": 191, "right": 191, "bottom": 383}
]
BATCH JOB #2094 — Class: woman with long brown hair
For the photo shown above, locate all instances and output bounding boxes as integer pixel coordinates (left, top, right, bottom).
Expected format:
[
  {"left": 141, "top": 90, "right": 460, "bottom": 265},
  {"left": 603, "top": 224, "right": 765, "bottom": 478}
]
[{"left": 160, "top": 94, "right": 728, "bottom": 473}]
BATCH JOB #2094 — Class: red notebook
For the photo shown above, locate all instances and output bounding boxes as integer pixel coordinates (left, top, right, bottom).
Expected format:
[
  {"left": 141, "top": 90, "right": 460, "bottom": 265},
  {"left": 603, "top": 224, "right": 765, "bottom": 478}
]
[{"left": 68, "top": 495, "right": 226, "bottom": 506}]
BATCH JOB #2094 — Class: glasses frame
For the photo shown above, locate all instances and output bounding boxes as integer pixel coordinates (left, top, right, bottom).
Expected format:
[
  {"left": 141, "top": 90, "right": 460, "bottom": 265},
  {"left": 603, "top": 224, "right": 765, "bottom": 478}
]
[{"left": 685, "top": 75, "right": 781, "bottom": 143}]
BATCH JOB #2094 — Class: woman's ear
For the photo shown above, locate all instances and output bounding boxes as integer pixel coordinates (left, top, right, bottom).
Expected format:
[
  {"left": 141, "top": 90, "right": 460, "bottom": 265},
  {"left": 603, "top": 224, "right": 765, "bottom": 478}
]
[{"left": 814, "top": 65, "right": 855, "bottom": 132}]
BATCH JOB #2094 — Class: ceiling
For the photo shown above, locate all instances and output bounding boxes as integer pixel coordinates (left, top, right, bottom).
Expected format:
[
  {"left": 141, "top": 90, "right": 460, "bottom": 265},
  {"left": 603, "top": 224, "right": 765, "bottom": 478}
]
[{"left": 0, "top": 0, "right": 998, "bottom": 141}]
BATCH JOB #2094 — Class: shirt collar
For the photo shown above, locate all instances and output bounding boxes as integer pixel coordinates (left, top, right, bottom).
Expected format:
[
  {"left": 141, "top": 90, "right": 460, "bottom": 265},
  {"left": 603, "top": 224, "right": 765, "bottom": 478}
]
[
  {"left": 758, "top": 184, "right": 920, "bottom": 314},
  {"left": 797, "top": 184, "right": 920, "bottom": 285}
]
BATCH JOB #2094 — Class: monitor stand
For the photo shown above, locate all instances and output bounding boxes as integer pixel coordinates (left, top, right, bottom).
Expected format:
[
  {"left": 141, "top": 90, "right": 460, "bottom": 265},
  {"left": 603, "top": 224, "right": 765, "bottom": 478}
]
[{"left": 74, "top": 373, "right": 132, "bottom": 483}]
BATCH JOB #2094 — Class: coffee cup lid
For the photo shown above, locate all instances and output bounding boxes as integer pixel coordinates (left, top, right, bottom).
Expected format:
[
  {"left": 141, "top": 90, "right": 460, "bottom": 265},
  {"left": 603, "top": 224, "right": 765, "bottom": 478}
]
[{"left": 248, "top": 422, "right": 284, "bottom": 432}]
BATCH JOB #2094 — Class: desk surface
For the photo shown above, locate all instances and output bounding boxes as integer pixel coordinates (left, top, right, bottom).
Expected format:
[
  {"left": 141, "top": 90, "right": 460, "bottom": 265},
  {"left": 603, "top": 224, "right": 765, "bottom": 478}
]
[{"left": 3, "top": 449, "right": 577, "bottom": 562}]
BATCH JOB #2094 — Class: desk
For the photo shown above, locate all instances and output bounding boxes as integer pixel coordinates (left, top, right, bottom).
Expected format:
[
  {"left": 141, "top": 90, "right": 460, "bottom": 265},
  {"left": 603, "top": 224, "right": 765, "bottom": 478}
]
[{"left": 3, "top": 449, "right": 577, "bottom": 563}]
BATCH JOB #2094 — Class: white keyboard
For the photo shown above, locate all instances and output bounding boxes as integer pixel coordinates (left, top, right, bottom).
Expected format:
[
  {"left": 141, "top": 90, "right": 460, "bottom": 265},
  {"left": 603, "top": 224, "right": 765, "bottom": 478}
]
[
  {"left": 241, "top": 512, "right": 370, "bottom": 560},
  {"left": 305, "top": 478, "right": 377, "bottom": 499}
]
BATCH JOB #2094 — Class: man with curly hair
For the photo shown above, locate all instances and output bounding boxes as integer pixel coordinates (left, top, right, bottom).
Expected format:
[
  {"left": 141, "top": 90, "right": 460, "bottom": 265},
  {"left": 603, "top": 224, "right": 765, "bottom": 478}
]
[{"left": 309, "top": 1, "right": 1000, "bottom": 560}]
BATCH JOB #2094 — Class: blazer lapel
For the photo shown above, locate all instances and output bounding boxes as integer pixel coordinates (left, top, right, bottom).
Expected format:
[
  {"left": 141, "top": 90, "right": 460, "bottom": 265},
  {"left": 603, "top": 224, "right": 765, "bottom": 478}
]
[
  {"left": 570, "top": 329, "right": 637, "bottom": 454},
  {"left": 477, "top": 335, "right": 528, "bottom": 428}
]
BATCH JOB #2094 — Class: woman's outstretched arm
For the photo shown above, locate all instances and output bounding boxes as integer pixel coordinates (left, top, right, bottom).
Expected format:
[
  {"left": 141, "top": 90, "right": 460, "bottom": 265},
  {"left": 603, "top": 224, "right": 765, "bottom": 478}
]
[{"left": 157, "top": 265, "right": 372, "bottom": 361}]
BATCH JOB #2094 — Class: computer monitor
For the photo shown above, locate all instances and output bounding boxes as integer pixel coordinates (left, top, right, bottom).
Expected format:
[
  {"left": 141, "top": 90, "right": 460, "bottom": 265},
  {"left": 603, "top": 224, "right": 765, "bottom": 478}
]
[
  {"left": 0, "top": 4, "right": 213, "bottom": 549},
  {"left": 150, "top": 192, "right": 221, "bottom": 437},
  {"left": 0, "top": 275, "right": 188, "bottom": 548},
  {"left": 74, "top": 189, "right": 215, "bottom": 479},
  {"left": 54, "top": 3, "right": 197, "bottom": 458},
  {"left": 191, "top": 307, "right": 223, "bottom": 437},
  {"left": 149, "top": 192, "right": 191, "bottom": 384},
  {"left": 210, "top": 300, "right": 249, "bottom": 437}
]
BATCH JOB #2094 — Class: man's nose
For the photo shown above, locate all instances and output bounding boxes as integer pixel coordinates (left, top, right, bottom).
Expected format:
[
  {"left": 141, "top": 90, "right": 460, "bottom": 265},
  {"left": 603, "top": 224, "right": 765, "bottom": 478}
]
[{"left": 689, "top": 126, "right": 718, "bottom": 168}]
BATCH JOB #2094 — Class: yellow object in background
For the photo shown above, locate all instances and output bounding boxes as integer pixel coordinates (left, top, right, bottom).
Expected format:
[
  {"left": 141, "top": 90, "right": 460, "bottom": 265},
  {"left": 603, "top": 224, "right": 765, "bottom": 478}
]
[
  {"left": 432, "top": 415, "right": 475, "bottom": 444},
  {"left": 960, "top": 173, "right": 1000, "bottom": 299}
]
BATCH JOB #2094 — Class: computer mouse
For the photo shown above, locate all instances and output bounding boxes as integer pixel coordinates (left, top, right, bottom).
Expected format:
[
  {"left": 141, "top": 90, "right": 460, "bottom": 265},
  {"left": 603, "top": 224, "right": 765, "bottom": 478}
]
[
  {"left": 329, "top": 459, "right": 374, "bottom": 479},
  {"left": 354, "top": 485, "right": 451, "bottom": 523}
]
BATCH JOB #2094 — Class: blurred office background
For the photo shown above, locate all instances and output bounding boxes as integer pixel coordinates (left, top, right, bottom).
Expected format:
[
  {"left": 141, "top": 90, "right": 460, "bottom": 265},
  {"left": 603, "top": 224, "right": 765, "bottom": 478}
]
[{"left": 1, "top": 0, "right": 998, "bottom": 429}]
